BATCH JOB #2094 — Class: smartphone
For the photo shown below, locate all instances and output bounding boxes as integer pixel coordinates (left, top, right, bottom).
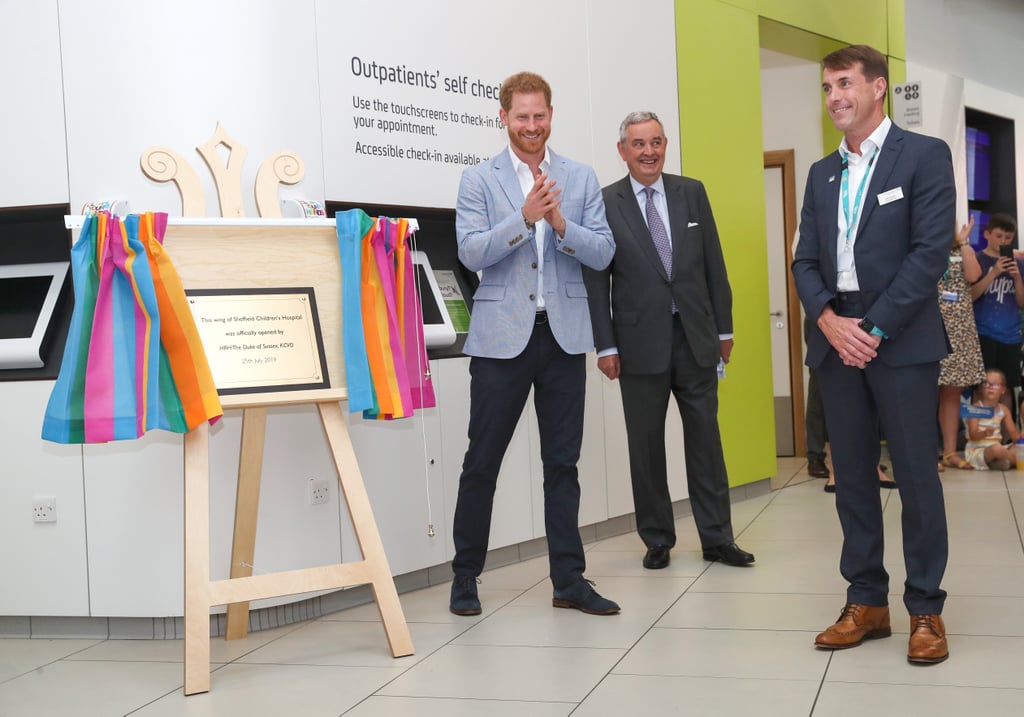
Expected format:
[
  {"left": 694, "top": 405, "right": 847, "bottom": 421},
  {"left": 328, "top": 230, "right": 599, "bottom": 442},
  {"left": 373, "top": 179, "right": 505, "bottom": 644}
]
[{"left": 999, "top": 244, "right": 1015, "bottom": 259}]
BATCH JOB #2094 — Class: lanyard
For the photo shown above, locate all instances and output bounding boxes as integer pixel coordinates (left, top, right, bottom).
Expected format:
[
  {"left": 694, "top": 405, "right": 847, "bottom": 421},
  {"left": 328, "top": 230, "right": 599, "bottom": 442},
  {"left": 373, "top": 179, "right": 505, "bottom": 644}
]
[{"left": 840, "top": 147, "right": 879, "bottom": 249}]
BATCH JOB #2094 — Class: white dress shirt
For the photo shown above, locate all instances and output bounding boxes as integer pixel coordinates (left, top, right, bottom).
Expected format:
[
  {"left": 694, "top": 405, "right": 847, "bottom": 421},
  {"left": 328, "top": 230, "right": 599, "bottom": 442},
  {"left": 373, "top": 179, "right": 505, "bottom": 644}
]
[
  {"left": 836, "top": 116, "right": 891, "bottom": 292},
  {"left": 508, "top": 144, "right": 551, "bottom": 309}
]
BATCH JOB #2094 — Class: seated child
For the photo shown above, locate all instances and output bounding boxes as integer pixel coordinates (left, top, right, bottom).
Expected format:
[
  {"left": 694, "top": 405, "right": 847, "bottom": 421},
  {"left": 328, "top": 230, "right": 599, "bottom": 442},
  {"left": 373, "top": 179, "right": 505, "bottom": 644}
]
[{"left": 965, "top": 369, "right": 1020, "bottom": 470}]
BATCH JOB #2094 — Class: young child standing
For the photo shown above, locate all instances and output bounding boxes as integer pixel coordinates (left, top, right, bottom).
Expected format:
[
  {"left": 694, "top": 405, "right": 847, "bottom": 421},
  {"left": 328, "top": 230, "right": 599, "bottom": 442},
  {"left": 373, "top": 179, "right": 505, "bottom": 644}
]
[{"left": 965, "top": 369, "right": 1020, "bottom": 470}]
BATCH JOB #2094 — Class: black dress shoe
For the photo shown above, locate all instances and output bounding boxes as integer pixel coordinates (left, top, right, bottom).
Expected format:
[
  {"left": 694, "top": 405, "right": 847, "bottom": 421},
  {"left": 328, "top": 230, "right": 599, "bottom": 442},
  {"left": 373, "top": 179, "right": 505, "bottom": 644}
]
[
  {"left": 702, "top": 542, "right": 755, "bottom": 566},
  {"left": 807, "top": 458, "right": 830, "bottom": 479},
  {"left": 449, "top": 575, "right": 481, "bottom": 616},
  {"left": 643, "top": 545, "right": 671, "bottom": 569},
  {"left": 824, "top": 482, "right": 836, "bottom": 493}
]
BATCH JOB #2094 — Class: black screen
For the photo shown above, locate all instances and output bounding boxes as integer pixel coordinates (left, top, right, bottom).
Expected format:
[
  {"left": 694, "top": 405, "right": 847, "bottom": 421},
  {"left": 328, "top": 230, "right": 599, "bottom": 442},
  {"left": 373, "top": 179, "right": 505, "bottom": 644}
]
[{"left": 0, "top": 275, "right": 52, "bottom": 339}]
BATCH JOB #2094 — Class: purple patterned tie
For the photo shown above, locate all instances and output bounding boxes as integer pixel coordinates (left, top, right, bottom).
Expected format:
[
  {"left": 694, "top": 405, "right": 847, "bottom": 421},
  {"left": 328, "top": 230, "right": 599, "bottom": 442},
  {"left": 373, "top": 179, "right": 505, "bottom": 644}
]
[{"left": 643, "top": 186, "right": 672, "bottom": 277}]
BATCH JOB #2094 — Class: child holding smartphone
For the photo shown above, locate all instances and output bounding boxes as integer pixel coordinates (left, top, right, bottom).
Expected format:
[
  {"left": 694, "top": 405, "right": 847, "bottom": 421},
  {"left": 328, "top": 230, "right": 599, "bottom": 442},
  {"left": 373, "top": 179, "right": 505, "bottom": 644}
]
[{"left": 970, "top": 214, "right": 1021, "bottom": 421}]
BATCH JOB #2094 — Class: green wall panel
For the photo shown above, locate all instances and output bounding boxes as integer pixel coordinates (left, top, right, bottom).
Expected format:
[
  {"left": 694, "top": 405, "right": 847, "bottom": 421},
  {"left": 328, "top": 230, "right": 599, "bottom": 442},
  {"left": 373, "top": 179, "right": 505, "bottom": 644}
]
[
  {"left": 755, "top": 0, "right": 892, "bottom": 50},
  {"left": 676, "top": 0, "right": 775, "bottom": 487}
]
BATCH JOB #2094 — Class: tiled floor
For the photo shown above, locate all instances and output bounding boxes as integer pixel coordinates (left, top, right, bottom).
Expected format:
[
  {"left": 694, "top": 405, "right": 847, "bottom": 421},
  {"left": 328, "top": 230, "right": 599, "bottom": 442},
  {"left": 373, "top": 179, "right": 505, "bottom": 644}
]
[{"left": 3, "top": 458, "right": 1024, "bottom": 715}]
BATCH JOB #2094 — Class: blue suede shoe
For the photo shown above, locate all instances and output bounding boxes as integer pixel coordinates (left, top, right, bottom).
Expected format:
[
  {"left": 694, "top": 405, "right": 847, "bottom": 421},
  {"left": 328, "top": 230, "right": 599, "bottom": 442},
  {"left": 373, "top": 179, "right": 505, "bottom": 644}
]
[
  {"left": 449, "top": 576, "right": 481, "bottom": 616},
  {"left": 552, "top": 578, "right": 620, "bottom": 615}
]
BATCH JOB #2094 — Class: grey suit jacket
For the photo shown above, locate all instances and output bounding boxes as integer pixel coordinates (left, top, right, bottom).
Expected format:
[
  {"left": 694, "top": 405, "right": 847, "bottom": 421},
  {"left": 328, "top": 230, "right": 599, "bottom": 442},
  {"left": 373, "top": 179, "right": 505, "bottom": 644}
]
[
  {"left": 585, "top": 173, "right": 732, "bottom": 373},
  {"left": 792, "top": 124, "right": 955, "bottom": 368},
  {"left": 456, "top": 147, "right": 615, "bottom": 359}
]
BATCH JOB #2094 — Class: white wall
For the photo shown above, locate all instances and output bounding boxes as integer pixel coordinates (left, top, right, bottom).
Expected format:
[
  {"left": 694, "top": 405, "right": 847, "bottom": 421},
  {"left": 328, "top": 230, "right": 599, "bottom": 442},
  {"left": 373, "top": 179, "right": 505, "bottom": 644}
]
[
  {"left": 0, "top": 0, "right": 67, "bottom": 207},
  {"left": 0, "top": 0, "right": 681, "bottom": 618},
  {"left": 759, "top": 51, "right": 825, "bottom": 224},
  {"left": 759, "top": 51, "right": 826, "bottom": 403},
  {"left": 906, "top": 0, "right": 1024, "bottom": 224}
]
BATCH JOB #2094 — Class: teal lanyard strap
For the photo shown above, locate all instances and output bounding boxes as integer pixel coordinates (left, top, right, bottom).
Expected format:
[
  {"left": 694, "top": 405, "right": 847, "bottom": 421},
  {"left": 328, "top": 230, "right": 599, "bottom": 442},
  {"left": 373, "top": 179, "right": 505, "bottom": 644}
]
[{"left": 840, "top": 147, "right": 879, "bottom": 249}]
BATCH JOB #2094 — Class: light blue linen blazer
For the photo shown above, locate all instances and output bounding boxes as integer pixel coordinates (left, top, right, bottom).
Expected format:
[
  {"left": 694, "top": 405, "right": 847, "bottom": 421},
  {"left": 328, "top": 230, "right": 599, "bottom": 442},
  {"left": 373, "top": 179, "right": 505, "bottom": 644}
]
[{"left": 456, "top": 147, "right": 615, "bottom": 358}]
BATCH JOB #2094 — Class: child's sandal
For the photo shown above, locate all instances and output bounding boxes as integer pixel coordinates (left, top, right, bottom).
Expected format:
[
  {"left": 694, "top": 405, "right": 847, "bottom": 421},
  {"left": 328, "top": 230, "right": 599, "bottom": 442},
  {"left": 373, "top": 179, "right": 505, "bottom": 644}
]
[{"left": 941, "top": 453, "right": 970, "bottom": 469}]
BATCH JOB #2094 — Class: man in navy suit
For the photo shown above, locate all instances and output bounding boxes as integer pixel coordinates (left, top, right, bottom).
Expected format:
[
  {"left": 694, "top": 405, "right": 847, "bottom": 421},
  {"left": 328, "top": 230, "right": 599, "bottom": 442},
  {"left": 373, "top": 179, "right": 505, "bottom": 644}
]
[
  {"left": 449, "top": 71, "right": 618, "bottom": 617},
  {"left": 584, "top": 112, "right": 754, "bottom": 571},
  {"left": 792, "top": 45, "right": 955, "bottom": 664}
]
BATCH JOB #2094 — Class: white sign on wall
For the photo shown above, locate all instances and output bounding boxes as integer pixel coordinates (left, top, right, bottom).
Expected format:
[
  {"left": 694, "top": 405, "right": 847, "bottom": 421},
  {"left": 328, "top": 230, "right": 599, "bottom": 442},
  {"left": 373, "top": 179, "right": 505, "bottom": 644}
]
[{"left": 892, "top": 81, "right": 923, "bottom": 128}]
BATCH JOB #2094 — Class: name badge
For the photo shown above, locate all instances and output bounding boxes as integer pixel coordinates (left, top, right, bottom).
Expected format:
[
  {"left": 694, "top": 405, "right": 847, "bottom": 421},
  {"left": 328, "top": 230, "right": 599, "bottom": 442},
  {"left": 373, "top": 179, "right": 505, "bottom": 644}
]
[
  {"left": 941, "top": 290, "right": 958, "bottom": 302},
  {"left": 877, "top": 187, "right": 904, "bottom": 205}
]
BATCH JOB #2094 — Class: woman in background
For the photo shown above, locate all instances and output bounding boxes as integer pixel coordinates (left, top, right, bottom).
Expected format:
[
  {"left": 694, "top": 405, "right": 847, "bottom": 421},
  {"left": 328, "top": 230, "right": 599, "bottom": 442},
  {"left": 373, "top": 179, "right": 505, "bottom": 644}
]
[{"left": 938, "top": 217, "right": 986, "bottom": 470}]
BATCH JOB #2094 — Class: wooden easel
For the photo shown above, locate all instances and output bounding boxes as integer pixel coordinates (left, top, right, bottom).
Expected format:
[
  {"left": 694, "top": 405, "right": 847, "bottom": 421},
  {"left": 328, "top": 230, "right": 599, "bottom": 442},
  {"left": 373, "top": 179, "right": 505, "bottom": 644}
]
[{"left": 164, "top": 219, "right": 413, "bottom": 695}]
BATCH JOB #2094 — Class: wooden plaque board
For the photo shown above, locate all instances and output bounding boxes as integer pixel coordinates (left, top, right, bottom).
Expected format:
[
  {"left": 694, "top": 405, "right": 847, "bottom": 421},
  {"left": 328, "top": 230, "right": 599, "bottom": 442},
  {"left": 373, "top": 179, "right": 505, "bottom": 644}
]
[
  {"left": 165, "top": 220, "right": 345, "bottom": 408},
  {"left": 154, "top": 218, "right": 413, "bottom": 695}
]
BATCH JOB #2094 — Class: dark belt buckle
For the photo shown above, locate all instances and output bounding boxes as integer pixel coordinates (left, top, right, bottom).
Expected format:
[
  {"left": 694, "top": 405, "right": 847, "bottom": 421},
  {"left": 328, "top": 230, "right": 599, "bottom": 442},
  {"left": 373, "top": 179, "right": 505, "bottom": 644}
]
[{"left": 535, "top": 311, "right": 548, "bottom": 325}]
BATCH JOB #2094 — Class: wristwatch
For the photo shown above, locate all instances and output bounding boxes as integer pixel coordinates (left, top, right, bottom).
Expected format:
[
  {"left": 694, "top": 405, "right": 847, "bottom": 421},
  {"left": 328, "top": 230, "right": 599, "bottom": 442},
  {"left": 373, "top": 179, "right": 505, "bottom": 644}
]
[{"left": 858, "top": 317, "right": 887, "bottom": 338}]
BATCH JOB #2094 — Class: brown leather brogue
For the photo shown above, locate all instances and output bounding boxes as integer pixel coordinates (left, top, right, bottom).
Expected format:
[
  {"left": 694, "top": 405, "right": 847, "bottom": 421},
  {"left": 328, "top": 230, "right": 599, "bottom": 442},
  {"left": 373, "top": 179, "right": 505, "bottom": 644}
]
[
  {"left": 814, "top": 603, "right": 891, "bottom": 649},
  {"left": 907, "top": 614, "right": 949, "bottom": 664}
]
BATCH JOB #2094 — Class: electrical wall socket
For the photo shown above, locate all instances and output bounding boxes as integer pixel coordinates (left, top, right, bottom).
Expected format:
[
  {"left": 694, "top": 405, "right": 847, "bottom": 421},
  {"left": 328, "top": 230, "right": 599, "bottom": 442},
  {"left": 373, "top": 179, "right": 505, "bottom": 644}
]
[
  {"left": 308, "top": 478, "right": 330, "bottom": 505},
  {"left": 32, "top": 495, "right": 57, "bottom": 523}
]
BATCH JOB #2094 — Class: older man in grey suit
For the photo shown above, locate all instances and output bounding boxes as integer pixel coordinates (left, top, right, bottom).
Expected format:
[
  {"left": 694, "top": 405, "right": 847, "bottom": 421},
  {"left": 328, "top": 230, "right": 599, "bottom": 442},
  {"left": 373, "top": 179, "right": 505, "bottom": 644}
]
[
  {"left": 449, "top": 71, "right": 617, "bottom": 617},
  {"left": 584, "top": 112, "right": 754, "bottom": 572}
]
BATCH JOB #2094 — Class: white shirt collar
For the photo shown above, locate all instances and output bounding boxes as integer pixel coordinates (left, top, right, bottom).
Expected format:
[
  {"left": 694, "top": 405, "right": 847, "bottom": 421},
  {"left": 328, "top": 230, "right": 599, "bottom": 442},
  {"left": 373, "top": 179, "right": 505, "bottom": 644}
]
[
  {"left": 628, "top": 174, "right": 666, "bottom": 197},
  {"left": 839, "top": 115, "right": 892, "bottom": 162},
  {"left": 507, "top": 144, "right": 551, "bottom": 176}
]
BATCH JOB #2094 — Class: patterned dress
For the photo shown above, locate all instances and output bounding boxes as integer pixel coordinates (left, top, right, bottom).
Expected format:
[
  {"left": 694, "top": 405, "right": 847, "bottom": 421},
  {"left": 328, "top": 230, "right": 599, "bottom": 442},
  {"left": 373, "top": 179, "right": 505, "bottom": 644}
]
[{"left": 938, "top": 249, "right": 986, "bottom": 387}]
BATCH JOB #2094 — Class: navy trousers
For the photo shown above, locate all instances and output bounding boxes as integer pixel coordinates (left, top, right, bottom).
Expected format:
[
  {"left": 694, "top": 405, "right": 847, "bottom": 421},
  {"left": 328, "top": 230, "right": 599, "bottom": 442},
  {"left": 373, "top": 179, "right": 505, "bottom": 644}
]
[
  {"left": 451, "top": 316, "right": 586, "bottom": 590},
  {"left": 818, "top": 295, "right": 948, "bottom": 615}
]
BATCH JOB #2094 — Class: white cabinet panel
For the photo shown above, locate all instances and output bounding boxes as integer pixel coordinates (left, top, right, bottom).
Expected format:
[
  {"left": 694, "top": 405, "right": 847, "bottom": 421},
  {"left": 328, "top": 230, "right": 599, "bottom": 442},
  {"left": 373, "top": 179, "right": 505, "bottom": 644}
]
[{"left": 0, "top": 381, "right": 87, "bottom": 615}]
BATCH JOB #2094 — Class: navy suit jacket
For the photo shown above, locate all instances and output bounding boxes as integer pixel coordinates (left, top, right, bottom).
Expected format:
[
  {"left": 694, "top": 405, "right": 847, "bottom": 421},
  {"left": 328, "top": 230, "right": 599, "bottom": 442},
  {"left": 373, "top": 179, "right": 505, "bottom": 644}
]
[{"left": 792, "top": 123, "right": 955, "bottom": 368}]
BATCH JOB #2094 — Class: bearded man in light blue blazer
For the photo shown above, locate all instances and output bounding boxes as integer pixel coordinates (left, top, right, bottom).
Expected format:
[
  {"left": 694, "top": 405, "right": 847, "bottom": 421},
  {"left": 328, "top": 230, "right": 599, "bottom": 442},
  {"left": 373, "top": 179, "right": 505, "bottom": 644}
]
[{"left": 449, "top": 71, "right": 617, "bottom": 617}]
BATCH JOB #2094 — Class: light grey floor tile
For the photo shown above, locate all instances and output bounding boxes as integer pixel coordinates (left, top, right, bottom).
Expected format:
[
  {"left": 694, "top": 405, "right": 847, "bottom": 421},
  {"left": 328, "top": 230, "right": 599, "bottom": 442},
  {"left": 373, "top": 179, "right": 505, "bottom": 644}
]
[
  {"left": 237, "top": 619, "right": 465, "bottom": 668},
  {"left": 345, "top": 695, "right": 574, "bottom": 716},
  {"left": 946, "top": 538, "right": 1024, "bottom": 566},
  {"left": 941, "top": 564, "right": 1024, "bottom": 597},
  {"left": 813, "top": 680, "right": 1024, "bottom": 717},
  {"left": 0, "top": 659, "right": 182, "bottom": 717},
  {"left": 658, "top": 592, "right": 846, "bottom": 632},
  {"left": 65, "top": 623, "right": 304, "bottom": 664},
  {"left": 615, "top": 627, "right": 828, "bottom": 680},
  {"left": 0, "top": 638, "right": 102, "bottom": 683},
  {"left": 131, "top": 663, "right": 405, "bottom": 717},
  {"left": 942, "top": 595, "right": 1024, "bottom": 636},
  {"left": 575, "top": 674, "right": 819, "bottom": 716},
  {"left": 577, "top": 546, "right": 710, "bottom": 577},
  {"left": 826, "top": 633, "right": 1024, "bottom": 688},
  {"left": 453, "top": 576, "right": 692, "bottom": 649},
  {"left": 941, "top": 471, "right": 1014, "bottom": 492},
  {"left": 323, "top": 581, "right": 526, "bottom": 624},
  {"left": 586, "top": 530, "right": 646, "bottom": 552},
  {"left": 507, "top": 575, "right": 689, "bottom": 610},
  {"left": 474, "top": 556, "right": 550, "bottom": 590},
  {"left": 690, "top": 555, "right": 848, "bottom": 595},
  {"left": 739, "top": 515, "right": 844, "bottom": 542},
  {"left": 377, "top": 644, "right": 624, "bottom": 702}
]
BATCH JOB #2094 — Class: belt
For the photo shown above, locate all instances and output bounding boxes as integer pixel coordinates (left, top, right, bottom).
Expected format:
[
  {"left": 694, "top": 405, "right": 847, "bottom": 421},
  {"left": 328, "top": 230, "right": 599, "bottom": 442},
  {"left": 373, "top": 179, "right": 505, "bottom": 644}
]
[
  {"left": 535, "top": 310, "right": 548, "bottom": 325},
  {"left": 833, "top": 291, "right": 864, "bottom": 318}
]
